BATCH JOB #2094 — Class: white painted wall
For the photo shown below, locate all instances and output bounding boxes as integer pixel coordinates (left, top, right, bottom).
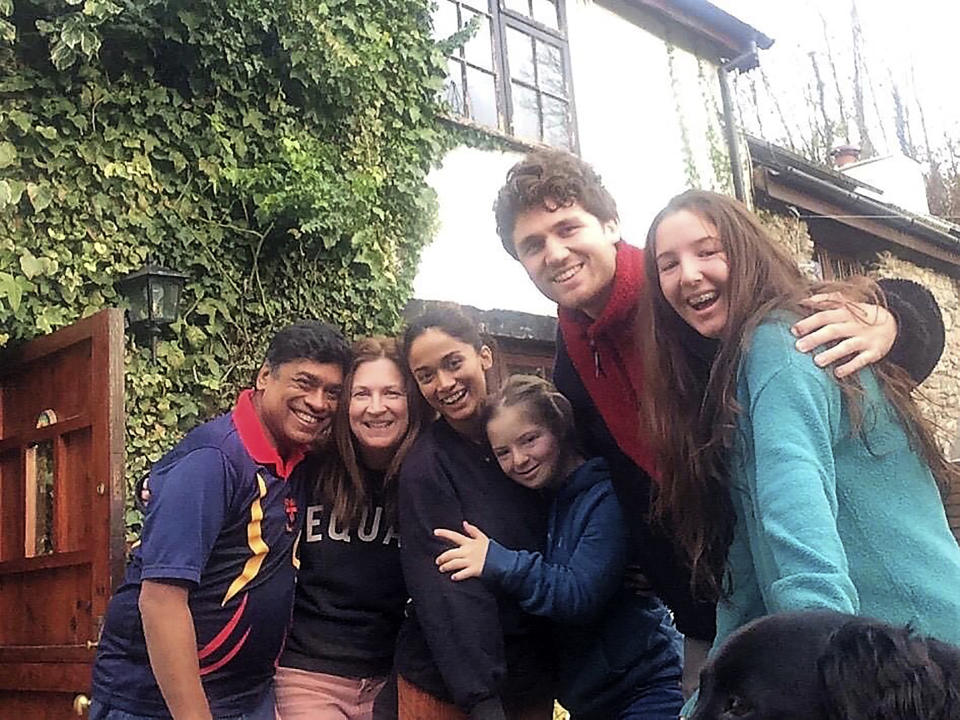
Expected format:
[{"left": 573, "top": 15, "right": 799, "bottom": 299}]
[
  {"left": 841, "top": 154, "right": 931, "bottom": 216},
  {"left": 413, "top": 2, "right": 731, "bottom": 315}
]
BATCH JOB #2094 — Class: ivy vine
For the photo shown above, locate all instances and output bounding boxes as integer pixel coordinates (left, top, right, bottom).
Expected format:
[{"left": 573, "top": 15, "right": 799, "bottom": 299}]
[{"left": 1, "top": 0, "right": 459, "bottom": 534}]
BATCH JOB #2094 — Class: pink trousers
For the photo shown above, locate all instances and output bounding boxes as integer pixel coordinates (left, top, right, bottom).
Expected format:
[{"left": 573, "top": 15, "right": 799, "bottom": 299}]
[{"left": 274, "top": 666, "right": 388, "bottom": 720}]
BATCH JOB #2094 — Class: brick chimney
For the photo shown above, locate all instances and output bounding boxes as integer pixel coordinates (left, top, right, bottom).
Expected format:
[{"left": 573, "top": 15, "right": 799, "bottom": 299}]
[{"left": 830, "top": 144, "right": 861, "bottom": 169}]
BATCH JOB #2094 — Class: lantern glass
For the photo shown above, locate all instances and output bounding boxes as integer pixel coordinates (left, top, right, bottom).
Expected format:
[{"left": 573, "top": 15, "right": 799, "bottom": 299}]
[
  {"left": 117, "top": 264, "right": 187, "bottom": 331},
  {"left": 125, "top": 276, "right": 151, "bottom": 325},
  {"left": 150, "top": 276, "right": 183, "bottom": 324}
]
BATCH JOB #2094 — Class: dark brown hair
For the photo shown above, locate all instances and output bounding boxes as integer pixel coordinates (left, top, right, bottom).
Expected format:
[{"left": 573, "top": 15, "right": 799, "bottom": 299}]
[
  {"left": 640, "top": 190, "right": 958, "bottom": 600},
  {"left": 317, "top": 336, "right": 426, "bottom": 526},
  {"left": 494, "top": 149, "right": 618, "bottom": 259},
  {"left": 402, "top": 305, "right": 505, "bottom": 395}
]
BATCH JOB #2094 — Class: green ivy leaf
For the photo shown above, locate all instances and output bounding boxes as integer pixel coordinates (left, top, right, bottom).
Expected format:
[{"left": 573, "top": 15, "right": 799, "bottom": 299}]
[
  {"left": 0, "top": 18, "right": 15, "bottom": 43},
  {"left": 79, "top": 29, "right": 101, "bottom": 56},
  {"left": 0, "top": 141, "right": 16, "bottom": 168},
  {"left": 26, "top": 182, "right": 53, "bottom": 213},
  {"left": 49, "top": 40, "right": 78, "bottom": 70},
  {"left": 0, "top": 272, "right": 23, "bottom": 312},
  {"left": 7, "top": 110, "right": 33, "bottom": 132},
  {"left": 19, "top": 251, "right": 43, "bottom": 279}
]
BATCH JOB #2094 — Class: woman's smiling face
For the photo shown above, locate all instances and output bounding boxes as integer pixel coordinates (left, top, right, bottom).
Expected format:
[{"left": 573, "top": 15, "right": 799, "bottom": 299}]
[
  {"left": 348, "top": 357, "right": 409, "bottom": 456},
  {"left": 654, "top": 208, "right": 730, "bottom": 339},
  {"left": 407, "top": 328, "right": 492, "bottom": 432}
]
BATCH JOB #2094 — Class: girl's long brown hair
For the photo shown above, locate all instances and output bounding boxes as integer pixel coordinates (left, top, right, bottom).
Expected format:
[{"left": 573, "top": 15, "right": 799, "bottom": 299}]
[
  {"left": 640, "top": 190, "right": 958, "bottom": 600},
  {"left": 316, "top": 336, "right": 426, "bottom": 526}
]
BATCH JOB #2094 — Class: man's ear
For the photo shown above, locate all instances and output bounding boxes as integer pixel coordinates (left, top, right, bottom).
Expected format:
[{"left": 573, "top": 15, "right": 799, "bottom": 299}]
[
  {"left": 255, "top": 364, "right": 271, "bottom": 390},
  {"left": 603, "top": 218, "right": 621, "bottom": 244},
  {"left": 479, "top": 345, "right": 494, "bottom": 371}
]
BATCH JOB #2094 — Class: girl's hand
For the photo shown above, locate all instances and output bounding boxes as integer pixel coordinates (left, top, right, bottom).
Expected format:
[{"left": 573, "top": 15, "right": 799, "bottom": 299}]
[
  {"left": 791, "top": 292, "right": 896, "bottom": 378},
  {"left": 433, "top": 521, "right": 490, "bottom": 581}
]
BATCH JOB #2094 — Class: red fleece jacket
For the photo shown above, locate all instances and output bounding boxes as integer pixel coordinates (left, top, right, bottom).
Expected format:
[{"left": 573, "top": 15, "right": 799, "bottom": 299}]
[{"left": 557, "top": 242, "right": 656, "bottom": 478}]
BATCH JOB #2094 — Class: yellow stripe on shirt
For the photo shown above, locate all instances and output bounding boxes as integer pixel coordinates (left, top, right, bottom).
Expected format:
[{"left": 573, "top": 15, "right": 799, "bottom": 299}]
[{"left": 222, "top": 473, "right": 270, "bottom": 606}]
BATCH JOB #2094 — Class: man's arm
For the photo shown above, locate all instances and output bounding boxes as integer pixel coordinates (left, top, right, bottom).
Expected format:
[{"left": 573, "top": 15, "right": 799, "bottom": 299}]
[
  {"left": 791, "top": 279, "right": 944, "bottom": 381},
  {"left": 137, "top": 447, "right": 232, "bottom": 717},
  {"left": 140, "top": 580, "right": 212, "bottom": 720}
]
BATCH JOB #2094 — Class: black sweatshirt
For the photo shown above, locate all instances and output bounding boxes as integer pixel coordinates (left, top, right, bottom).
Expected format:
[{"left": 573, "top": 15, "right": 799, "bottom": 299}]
[
  {"left": 553, "top": 277, "right": 945, "bottom": 642},
  {"left": 280, "top": 470, "right": 406, "bottom": 679},
  {"left": 395, "top": 419, "right": 553, "bottom": 719}
]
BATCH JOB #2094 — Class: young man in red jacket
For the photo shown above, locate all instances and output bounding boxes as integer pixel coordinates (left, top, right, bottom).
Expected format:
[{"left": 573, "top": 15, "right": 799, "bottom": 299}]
[{"left": 492, "top": 149, "right": 944, "bottom": 696}]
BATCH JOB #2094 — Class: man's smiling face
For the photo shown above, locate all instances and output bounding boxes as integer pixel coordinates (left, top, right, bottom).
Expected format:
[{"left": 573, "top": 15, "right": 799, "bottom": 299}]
[
  {"left": 512, "top": 201, "right": 619, "bottom": 319},
  {"left": 254, "top": 359, "right": 343, "bottom": 454}
]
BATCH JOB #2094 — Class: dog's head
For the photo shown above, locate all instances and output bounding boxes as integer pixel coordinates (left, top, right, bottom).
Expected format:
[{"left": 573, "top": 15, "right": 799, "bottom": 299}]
[{"left": 689, "top": 611, "right": 960, "bottom": 720}]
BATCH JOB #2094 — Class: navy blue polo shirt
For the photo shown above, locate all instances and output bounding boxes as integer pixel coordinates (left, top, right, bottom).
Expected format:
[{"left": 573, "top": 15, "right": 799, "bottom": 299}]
[{"left": 92, "top": 390, "right": 308, "bottom": 717}]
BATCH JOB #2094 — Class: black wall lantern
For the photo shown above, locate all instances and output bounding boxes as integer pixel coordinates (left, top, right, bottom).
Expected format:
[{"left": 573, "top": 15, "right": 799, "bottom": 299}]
[{"left": 116, "top": 263, "right": 188, "bottom": 359}]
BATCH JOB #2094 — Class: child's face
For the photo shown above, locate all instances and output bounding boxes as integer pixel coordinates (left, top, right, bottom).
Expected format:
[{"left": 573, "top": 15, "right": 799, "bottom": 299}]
[{"left": 486, "top": 405, "right": 562, "bottom": 490}]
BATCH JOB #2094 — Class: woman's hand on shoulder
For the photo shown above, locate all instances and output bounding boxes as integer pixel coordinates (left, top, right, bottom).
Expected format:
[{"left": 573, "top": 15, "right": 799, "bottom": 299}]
[
  {"left": 791, "top": 291, "right": 896, "bottom": 378},
  {"left": 434, "top": 521, "right": 490, "bottom": 581}
]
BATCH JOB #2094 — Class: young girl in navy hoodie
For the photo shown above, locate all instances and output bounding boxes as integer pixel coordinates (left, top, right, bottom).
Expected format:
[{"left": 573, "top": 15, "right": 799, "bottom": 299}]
[{"left": 434, "top": 375, "right": 683, "bottom": 720}]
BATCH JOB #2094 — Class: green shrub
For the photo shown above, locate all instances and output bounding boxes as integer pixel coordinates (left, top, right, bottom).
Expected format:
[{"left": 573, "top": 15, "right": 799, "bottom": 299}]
[{"left": 1, "top": 0, "right": 453, "bottom": 533}]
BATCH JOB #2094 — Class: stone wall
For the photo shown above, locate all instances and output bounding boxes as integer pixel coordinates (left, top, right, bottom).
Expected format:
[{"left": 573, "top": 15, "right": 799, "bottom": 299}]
[{"left": 758, "top": 210, "right": 960, "bottom": 541}]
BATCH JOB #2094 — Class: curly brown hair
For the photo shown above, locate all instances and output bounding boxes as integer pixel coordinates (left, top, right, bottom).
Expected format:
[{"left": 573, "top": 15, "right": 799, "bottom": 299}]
[
  {"left": 640, "top": 190, "right": 959, "bottom": 601},
  {"left": 494, "top": 149, "right": 618, "bottom": 259}
]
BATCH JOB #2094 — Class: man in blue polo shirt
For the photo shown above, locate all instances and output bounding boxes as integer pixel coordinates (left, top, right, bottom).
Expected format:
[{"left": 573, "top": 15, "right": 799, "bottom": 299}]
[{"left": 91, "top": 320, "right": 352, "bottom": 720}]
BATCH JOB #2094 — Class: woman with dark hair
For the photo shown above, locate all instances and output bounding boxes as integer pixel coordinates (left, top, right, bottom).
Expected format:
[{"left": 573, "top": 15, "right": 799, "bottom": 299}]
[
  {"left": 395, "top": 308, "right": 554, "bottom": 720},
  {"left": 275, "top": 336, "right": 426, "bottom": 720},
  {"left": 640, "top": 190, "right": 960, "bottom": 681}
]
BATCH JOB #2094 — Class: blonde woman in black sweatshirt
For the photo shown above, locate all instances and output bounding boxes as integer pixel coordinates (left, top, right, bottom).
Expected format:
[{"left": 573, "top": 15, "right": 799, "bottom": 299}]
[{"left": 275, "top": 337, "right": 426, "bottom": 720}]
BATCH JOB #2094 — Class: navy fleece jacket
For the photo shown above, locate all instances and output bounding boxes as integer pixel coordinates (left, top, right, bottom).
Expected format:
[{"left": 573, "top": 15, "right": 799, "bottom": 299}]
[{"left": 483, "top": 458, "right": 682, "bottom": 718}]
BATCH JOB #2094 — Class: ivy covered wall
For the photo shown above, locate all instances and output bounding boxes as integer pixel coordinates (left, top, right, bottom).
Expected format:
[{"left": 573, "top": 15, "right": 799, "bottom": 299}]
[{"left": 0, "top": 0, "right": 454, "bottom": 528}]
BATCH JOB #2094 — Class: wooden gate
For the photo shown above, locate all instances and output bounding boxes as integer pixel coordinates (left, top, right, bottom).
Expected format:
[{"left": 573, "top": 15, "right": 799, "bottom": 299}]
[{"left": 0, "top": 309, "right": 125, "bottom": 718}]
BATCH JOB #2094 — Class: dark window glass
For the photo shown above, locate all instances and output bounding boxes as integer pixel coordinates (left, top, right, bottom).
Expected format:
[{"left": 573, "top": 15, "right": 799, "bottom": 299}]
[{"left": 433, "top": 0, "right": 576, "bottom": 149}]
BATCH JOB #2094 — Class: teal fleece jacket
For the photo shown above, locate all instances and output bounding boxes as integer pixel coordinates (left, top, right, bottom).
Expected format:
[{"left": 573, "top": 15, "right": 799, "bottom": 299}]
[{"left": 714, "top": 317, "right": 960, "bottom": 653}]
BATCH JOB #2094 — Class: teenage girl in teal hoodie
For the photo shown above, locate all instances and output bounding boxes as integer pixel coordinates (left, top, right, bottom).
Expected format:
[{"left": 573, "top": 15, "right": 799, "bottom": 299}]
[
  {"left": 641, "top": 190, "right": 960, "bottom": 710},
  {"left": 434, "top": 374, "right": 682, "bottom": 720}
]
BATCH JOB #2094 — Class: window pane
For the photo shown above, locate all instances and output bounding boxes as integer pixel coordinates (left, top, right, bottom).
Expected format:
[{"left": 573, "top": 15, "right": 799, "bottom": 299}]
[
  {"left": 532, "top": 0, "right": 559, "bottom": 29},
  {"left": 466, "top": 68, "right": 499, "bottom": 127},
  {"left": 445, "top": 58, "right": 466, "bottom": 115},
  {"left": 504, "top": 0, "right": 530, "bottom": 16},
  {"left": 433, "top": 0, "right": 459, "bottom": 41},
  {"left": 511, "top": 82, "right": 540, "bottom": 141},
  {"left": 542, "top": 95, "right": 571, "bottom": 148},
  {"left": 462, "top": 10, "right": 493, "bottom": 71},
  {"left": 505, "top": 27, "right": 535, "bottom": 83},
  {"left": 536, "top": 40, "right": 565, "bottom": 96}
]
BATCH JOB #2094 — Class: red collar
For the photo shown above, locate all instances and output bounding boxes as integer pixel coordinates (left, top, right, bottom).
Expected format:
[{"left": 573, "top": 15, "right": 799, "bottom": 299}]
[
  {"left": 558, "top": 242, "right": 646, "bottom": 337},
  {"left": 232, "top": 389, "right": 306, "bottom": 479}
]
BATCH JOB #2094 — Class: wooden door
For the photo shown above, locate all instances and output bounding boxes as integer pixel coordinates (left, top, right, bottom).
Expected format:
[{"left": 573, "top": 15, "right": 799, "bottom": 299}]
[{"left": 0, "top": 309, "right": 125, "bottom": 719}]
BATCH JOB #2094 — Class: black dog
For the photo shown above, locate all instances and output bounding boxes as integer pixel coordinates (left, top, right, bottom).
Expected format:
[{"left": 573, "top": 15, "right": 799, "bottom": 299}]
[{"left": 689, "top": 611, "right": 960, "bottom": 720}]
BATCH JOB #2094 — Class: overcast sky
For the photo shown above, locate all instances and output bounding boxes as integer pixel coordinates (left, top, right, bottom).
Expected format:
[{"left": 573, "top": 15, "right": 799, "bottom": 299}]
[{"left": 712, "top": 0, "right": 960, "bottom": 146}]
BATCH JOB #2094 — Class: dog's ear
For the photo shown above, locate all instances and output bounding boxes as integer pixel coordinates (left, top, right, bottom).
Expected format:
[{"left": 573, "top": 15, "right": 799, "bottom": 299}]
[{"left": 817, "top": 621, "right": 952, "bottom": 720}]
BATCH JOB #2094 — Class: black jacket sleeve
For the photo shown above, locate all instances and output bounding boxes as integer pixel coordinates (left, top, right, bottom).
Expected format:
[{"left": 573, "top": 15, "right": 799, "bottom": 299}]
[
  {"left": 553, "top": 334, "right": 717, "bottom": 642},
  {"left": 879, "top": 278, "right": 945, "bottom": 385},
  {"left": 397, "top": 446, "right": 508, "bottom": 716}
]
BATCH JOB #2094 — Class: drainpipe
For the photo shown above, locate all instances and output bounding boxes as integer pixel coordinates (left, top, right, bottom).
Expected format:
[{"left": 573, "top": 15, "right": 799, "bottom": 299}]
[{"left": 718, "top": 41, "right": 758, "bottom": 202}]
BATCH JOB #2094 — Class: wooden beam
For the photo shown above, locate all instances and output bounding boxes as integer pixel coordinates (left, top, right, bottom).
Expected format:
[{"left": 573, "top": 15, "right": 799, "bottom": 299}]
[{"left": 757, "top": 171, "right": 960, "bottom": 273}]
